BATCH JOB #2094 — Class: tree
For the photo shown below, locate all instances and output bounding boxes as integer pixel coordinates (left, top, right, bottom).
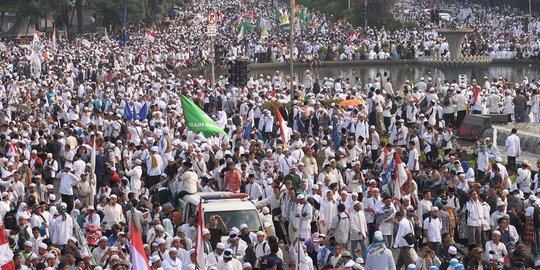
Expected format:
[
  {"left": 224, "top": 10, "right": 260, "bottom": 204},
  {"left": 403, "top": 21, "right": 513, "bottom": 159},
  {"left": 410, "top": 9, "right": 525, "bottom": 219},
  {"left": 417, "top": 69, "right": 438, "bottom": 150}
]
[{"left": 0, "top": 0, "right": 68, "bottom": 35}]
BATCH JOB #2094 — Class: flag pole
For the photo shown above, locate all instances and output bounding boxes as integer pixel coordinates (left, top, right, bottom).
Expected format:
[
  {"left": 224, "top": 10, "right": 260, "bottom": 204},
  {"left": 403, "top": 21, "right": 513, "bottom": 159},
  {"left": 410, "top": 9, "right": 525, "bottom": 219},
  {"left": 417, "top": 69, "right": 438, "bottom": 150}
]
[{"left": 289, "top": 0, "right": 295, "bottom": 128}]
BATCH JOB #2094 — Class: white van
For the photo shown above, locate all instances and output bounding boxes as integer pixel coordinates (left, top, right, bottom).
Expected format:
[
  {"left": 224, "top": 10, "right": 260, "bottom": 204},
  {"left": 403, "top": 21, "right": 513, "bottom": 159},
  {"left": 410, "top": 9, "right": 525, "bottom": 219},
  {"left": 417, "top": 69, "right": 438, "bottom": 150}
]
[{"left": 177, "top": 192, "right": 263, "bottom": 235}]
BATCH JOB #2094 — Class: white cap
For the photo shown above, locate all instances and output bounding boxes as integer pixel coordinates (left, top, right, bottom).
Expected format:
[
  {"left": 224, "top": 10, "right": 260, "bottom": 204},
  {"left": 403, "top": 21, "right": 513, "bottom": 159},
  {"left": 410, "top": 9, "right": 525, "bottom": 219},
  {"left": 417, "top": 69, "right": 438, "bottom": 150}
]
[
  {"left": 374, "top": 231, "right": 383, "bottom": 241},
  {"left": 155, "top": 225, "right": 164, "bottom": 232},
  {"left": 243, "top": 263, "right": 252, "bottom": 269},
  {"left": 156, "top": 238, "right": 166, "bottom": 245},
  {"left": 431, "top": 206, "right": 439, "bottom": 211},
  {"left": 493, "top": 230, "right": 501, "bottom": 236},
  {"left": 203, "top": 228, "right": 210, "bottom": 235},
  {"left": 296, "top": 194, "right": 305, "bottom": 200},
  {"left": 216, "top": 243, "right": 225, "bottom": 249},
  {"left": 448, "top": 246, "right": 457, "bottom": 255},
  {"left": 151, "top": 255, "right": 161, "bottom": 263},
  {"left": 239, "top": 223, "right": 248, "bottom": 230}
]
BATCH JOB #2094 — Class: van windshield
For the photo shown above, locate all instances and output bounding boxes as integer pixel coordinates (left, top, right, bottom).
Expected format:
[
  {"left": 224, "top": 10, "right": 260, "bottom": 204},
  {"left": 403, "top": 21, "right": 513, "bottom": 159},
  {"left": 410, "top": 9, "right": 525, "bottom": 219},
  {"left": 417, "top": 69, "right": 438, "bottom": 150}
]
[{"left": 204, "top": 209, "right": 262, "bottom": 235}]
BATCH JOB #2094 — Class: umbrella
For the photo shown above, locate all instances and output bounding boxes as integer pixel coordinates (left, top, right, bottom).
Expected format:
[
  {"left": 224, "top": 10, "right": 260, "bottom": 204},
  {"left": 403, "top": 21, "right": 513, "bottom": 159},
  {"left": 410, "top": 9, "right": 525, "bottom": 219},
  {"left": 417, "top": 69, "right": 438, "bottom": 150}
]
[{"left": 339, "top": 99, "right": 364, "bottom": 107}]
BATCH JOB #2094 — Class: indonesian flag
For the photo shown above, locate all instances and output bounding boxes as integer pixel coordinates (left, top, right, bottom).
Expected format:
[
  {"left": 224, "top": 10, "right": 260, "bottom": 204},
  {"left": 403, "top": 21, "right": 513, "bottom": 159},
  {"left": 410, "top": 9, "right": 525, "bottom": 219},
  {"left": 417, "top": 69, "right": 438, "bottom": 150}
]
[
  {"left": 52, "top": 25, "right": 57, "bottom": 51},
  {"left": 0, "top": 224, "right": 15, "bottom": 270},
  {"left": 275, "top": 107, "right": 288, "bottom": 145},
  {"left": 393, "top": 153, "right": 408, "bottom": 199},
  {"left": 472, "top": 84, "right": 480, "bottom": 104},
  {"left": 130, "top": 213, "right": 150, "bottom": 270},
  {"left": 145, "top": 30, "right": 157, "bottom": 42},
  {"left": 349, "top": 30, "right": 357, "bottom": 43},
  {"left": 194, "top": 200, "right": 206, "bottom": 270}
]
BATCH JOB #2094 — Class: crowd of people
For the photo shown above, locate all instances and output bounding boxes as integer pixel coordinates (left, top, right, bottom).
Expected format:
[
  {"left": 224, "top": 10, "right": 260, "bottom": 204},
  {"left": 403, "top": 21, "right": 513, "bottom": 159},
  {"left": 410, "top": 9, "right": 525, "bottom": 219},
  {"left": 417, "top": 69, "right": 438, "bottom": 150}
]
[{"left": 1, "top": 0, "right": 540, "bottom": 270}]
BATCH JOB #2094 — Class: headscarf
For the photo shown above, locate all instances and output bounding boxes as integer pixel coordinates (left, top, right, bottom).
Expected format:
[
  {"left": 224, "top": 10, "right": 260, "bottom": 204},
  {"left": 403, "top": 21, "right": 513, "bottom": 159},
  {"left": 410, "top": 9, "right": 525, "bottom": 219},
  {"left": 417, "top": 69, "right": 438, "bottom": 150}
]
[{"left": 16, "top": 202, "right": 29, "bottom": 220}]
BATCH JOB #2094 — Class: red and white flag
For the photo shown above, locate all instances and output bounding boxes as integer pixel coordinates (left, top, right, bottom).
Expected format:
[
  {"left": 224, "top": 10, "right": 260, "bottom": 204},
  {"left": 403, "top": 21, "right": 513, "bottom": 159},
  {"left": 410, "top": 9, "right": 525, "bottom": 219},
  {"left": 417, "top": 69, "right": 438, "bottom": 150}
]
[
  {"left": 130, "top": 214, "right": 150, "bottom": 270},
  {"left": 275, "top": 107, "right": 288, "bottom": 146},
  {"left": 0, "top": 224, "right": 15, "bottom": 270},
  {"left": 349, "top": 30, "right": 357, "bottom": 43},
  {"left": 145, "top": 30, "right": 157, "bottom": 42},
  {"left": 194, "top": 200, "right": 206, "bottom": 270},
  {"left": 393, "top": 153, "right": 408, "bottom": 199},
  {"left": 472, "top": 84, "right": 480, "bottom": 105},
  {"left": 52, "top": 25, "right": 57, "bottom": 51}
]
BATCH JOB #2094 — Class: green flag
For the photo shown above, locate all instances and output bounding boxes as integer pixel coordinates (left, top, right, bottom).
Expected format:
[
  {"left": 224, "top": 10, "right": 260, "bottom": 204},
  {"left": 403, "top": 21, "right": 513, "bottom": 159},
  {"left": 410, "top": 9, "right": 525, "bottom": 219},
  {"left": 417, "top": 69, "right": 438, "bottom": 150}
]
[{"left": 181, "top": 95, "right": 227, "bottom": 137}]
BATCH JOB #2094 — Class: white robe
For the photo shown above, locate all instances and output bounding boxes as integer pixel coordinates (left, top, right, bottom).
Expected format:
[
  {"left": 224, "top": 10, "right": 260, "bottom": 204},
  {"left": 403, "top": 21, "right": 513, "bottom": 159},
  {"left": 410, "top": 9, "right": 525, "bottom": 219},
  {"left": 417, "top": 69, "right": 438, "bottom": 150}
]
[{"left": 50, "top": 214, "right": 74, "bottom": 245}]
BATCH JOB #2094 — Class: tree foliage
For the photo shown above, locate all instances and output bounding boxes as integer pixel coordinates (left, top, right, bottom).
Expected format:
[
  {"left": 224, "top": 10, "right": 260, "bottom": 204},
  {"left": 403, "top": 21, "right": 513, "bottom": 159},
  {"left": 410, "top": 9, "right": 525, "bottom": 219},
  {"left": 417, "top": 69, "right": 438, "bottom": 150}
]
[
  {"left": 295, "top": 0, "right": 406, "bottom": 29},
  {"left": 0, "top": 0, "right": 68, "bottom": 24}
]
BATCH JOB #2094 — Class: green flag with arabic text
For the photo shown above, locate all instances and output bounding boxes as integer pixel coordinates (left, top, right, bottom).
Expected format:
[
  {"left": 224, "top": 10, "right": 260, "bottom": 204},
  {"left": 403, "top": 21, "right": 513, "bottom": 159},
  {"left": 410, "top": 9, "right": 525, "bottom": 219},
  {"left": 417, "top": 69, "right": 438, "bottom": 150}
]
[{"left": 181, "top": 95, "right": 227, "bottom": 137}]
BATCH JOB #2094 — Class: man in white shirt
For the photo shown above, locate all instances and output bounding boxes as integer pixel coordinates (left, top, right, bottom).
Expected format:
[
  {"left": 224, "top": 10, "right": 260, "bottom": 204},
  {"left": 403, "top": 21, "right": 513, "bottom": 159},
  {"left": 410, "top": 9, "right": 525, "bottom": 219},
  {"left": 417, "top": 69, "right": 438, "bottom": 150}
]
[
  {"left": 245, "top": 174, "right": 263, "bottom": 201},
  {"left": 407, "top": 141, "right": 419, "bottom": 172},
  {"left": 423, "top": 206, "right": 443, "bottom": 252},
  {"left": 207, "top": 242, "right": 225, "bottom": 267},
  {"left": 466, "top": 191, "right": 484, "bottom": 246},
  {"left": 484, "top": 230, "right": 507, "bottom": 265},
  {"left": 476, "top": 144, "right": 490, "bottom": 181},
  {"left": 162, "top": 247, "right": 183, "bottom": 270},
  {"left": 394, "top": 209, "right": 417, "bottom": 270},
  {"left": 125, "top": 159, "right": 143, "bottom": 197},
  {"left": 505, "top": 128, "right": 521, "bottom": 170},
  {"left": 57, "top": 163, "right": 80, "bottom": 213},
  {"left": 146, "top": 146, "right": 163, "bottom": 187},
  {"left": 350, "top": 201, "right": 368, "bottom": 260}
]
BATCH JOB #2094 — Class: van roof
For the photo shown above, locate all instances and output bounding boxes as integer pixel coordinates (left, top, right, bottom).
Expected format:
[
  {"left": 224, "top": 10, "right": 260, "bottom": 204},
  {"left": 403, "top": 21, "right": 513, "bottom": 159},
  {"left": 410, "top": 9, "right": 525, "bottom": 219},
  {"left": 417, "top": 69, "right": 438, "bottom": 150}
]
[{"left": 183, "top": 192, "right": 256, "bottom": 212}]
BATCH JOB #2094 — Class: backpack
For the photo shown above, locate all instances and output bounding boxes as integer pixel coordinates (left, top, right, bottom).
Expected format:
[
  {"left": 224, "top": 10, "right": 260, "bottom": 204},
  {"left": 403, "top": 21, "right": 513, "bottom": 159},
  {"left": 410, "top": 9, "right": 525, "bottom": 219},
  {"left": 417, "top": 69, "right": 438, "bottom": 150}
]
[
  {"left": 244, "top": 244, "right": 257, "bottom": 266},
  {"left": 390, "top": 102, "right": 398, "bottom": 115},
  {"left": 3, "top": 210, "right": 17, "bottom": 230}
]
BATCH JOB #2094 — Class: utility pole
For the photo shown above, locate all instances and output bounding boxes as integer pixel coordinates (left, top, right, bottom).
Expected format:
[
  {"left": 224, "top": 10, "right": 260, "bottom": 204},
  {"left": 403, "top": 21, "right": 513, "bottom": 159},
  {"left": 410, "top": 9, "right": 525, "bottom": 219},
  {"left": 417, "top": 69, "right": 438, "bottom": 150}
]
[
  {"left": 289, "top": 0, "right": 295, "bottom": 128},
  {"left": 529, "top": 0, "right": 532, "bottom": 35},
  {"left": 348, "top": 0, "right": 351, "bottom": 10}
]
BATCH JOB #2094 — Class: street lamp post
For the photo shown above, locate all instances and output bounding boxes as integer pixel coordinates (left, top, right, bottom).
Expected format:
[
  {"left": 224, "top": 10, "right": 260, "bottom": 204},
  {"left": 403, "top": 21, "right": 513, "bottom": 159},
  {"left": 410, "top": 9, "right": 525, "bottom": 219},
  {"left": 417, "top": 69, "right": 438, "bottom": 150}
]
[{"left": 289, "top": 0, "right": 295, "bottom": 128}]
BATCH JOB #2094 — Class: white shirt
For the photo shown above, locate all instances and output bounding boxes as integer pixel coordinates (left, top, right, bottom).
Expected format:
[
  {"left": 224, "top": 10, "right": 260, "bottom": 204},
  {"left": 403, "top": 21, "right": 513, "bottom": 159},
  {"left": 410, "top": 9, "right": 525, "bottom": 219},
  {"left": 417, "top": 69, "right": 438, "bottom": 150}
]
[
  {"left": 423, "top": 216, "right": 443, "bottom": 243},
  {"left": 394, "top": 217, "right": 415, "bottom": 248},
  {"left": 466, "top": 200, "right": 484, "bottom": 226},
  {"left": 350, "top": 208, "right": 368, "bottom": 241},
  {"left": 484, "top": 240, "right": 507, "bottom": 263},
  {"left": 146, "top": 153, "right": 164, "bottom": 176},
  {"left": 125, "top": 165, "right": 143, "bottom": 193},
  {"left": 407, "top": 149, "right": 419, "bottom": 171},
  {"left": 57, "top": 171, "right": 80, "bottom": 196},
  {"left": 505, "top": 134, "right": 521, "bottom": 157}
]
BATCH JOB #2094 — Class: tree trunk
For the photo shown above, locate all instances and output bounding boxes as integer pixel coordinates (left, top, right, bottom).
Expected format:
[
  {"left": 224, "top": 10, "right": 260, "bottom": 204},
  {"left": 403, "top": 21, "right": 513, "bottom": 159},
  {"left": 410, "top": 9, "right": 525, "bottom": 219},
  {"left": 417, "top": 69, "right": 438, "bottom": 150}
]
[{"left": 76, "top": 0, "right": 83, "bottom": 33}]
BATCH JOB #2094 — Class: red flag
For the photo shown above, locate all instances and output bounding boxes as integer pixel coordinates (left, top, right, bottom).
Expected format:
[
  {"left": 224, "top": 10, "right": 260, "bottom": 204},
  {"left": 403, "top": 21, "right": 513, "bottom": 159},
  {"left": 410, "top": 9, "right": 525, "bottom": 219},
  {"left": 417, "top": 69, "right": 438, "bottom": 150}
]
[
  {"left": 275, "top": 107, "right": 288, "bottom": 145},
  {"left": 0, "top": 224, "right": 15, "bottom": 270},
  {"left": 270, "top": 88, "right": 276, "bottom": 98},
  {"left": 130, "top": 214, "right": 150, "bottom": 270},
  {"left": 194, "top": 200, "right": 206, "bottom": 269}
]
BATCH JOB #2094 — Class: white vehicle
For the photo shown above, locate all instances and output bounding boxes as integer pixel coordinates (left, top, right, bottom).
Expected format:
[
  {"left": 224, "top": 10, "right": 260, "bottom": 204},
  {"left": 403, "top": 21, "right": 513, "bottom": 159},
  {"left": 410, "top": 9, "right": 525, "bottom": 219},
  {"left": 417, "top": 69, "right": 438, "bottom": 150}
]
[{"left": 177, "top": 192, "right": 263, "bottom": 236}]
